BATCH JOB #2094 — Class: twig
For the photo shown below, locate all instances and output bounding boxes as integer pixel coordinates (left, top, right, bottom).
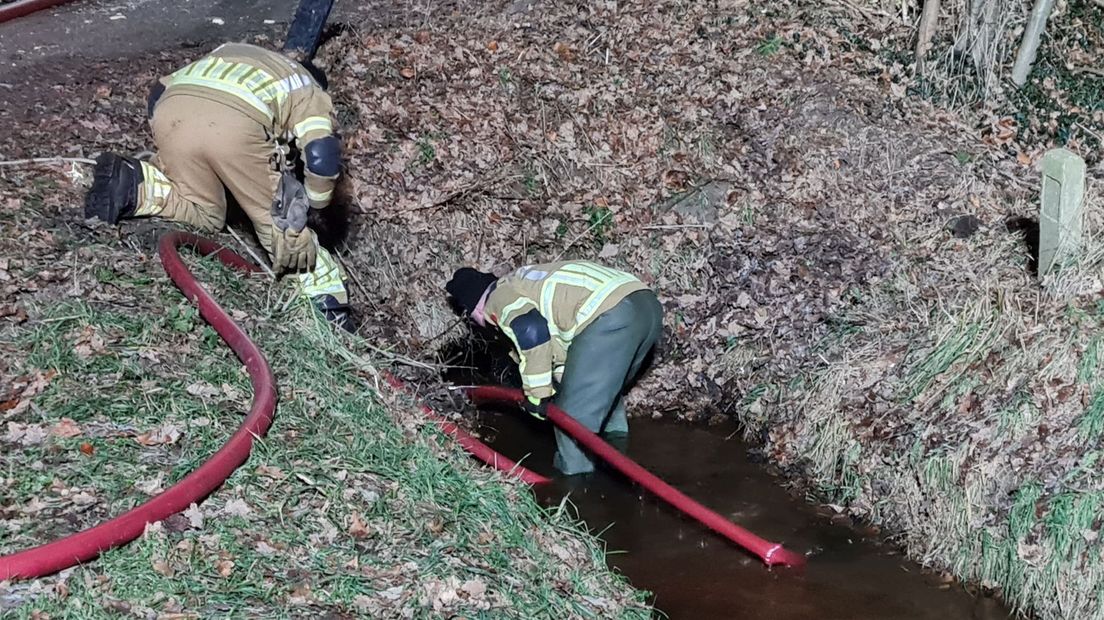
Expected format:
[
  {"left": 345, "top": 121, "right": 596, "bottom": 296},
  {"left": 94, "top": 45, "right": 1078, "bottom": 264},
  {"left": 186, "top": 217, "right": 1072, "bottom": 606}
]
[
  {"left": 643, "top": 224, "right": 712, "bottom": 230},
  {"left": 227, "top": 227, "right": 275, "bottom": 279},
  {"left": 0, "top": 157, "right": 97, "bottom": 167},
  {"left": 422, "top": 317, "right": 465, "bottom": 348},
  {"left": 554, "top": 209, "right": 612, "bottom": 262},
  {"left": 333, "top": 252, "right": 373, "bottom": 306},
  {"left": 409, "top": 168, "right": 511, "bottom": 214},
  {"left": 1075, "top": 122, "right": 1104, "bottom": 146},
  {"left": 360, "top": 340, "right": 441, "bottom": 371},
  {"left": 1070, "top": 66, "right": 1104, "bottom": 79}
]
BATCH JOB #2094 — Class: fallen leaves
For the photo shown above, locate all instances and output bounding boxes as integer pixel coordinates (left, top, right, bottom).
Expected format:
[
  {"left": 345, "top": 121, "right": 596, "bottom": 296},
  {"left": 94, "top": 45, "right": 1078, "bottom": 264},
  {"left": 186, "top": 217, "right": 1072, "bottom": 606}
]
[
  {"left": 215, "top": 559, "right": 234, "bottom": 578},
  {"left": 135, "top": 422, "right": 182, "bottom": 447},
  {"left": 221, "top": 498, "right": 252, "bottom": 518},
  {"left": 72, "top": 325, "right": 107, "bottom": 360},
  {"left": 4, "top": 422, "right": 47, "bottom": 445},
  {"left": 49, "top": 418, "right": 82, "bottom": 438},
  {"left": 348, "top": 512, "right": 372, "bottom": 539},
  {"left": 1, "top": 370, "right": 57, "bottom": 416}
]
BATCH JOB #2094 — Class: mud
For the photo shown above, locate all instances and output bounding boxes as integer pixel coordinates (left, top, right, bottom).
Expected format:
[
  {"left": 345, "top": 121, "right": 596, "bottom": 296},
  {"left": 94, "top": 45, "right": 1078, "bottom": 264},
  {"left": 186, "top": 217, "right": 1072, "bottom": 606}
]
[{"left": 475, "top": 409, "right": 1013, "bottom": 619}]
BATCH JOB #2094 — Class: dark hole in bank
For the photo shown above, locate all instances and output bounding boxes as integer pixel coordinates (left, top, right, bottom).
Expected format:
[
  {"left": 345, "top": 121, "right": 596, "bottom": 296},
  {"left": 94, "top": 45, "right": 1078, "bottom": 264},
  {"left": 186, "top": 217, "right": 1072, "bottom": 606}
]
[{"left": 1006, "top": 216, "right": 1041, "bottom": 275}]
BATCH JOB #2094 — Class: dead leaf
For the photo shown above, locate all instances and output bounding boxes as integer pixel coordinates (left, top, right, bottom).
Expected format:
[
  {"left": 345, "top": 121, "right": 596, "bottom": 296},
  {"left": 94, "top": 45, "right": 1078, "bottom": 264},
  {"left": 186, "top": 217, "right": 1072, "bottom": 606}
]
[
  {"left": 256, "top": 465, "right": 287, "bottom": 480},
  {"left": 79, "top": 442, "right": 95, "bottom": 456},
  {"left": 135, "top": 475, "right": 164, "bottom": 495},
  {"left": 222, "top": 498, "right": 252, "bottom": 518},
  {"left": 152, "top": 558, "right": 175, "bottom": 577},
  {"left": 215, "top": 559, "right": 234, "bottom": 578},
  {"left": 400, "top": 66, "right": 416, "bottom": 79},
  {"left": 460, "top": 579, "right": 487, "bottom": 600},
  {"left": 185, "top": 382, "right": 220, "bottom": 400},
  {"left": 73, "top": 325, "right": 107, "bottom": 359},
  {"left": 553, "top": 41, "right": 575, "bottom": 62},
  {"left": 348, "top": 512, "right": 372, "bottom": 539},
  {"left": 136, "top": 423, "right": 182, "bottom": 446},
  {"left": 184, "top": 503, "right": 205, "bottom": 529},
  {"left": 49, "top": 418, "right": 82, "bottom": 438},
  {"left": 5, "top": 422, "right": 47, "bottom": 445}
]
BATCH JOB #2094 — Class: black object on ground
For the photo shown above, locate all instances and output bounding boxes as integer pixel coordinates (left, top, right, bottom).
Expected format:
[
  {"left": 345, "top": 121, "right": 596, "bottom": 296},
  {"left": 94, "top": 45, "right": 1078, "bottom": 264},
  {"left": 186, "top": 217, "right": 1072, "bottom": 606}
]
[{"left": 282, "top": 0, "right": 334, "bottom": 60}]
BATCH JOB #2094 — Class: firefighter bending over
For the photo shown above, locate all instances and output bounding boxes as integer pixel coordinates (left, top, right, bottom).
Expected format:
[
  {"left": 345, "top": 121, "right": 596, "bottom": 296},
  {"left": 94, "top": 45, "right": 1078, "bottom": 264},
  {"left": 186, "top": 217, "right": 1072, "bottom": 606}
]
[
  {"left": 446, "top": 261, "right": 664, "bottom": 475},
  {"left": 84, "top": 43, "right": 351, "bottom": 329}
]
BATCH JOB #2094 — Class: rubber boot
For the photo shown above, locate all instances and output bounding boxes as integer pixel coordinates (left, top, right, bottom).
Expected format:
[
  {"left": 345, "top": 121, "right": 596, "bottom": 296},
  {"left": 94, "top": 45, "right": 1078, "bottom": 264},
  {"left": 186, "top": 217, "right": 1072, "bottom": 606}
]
[{"left": 85, "top": 153, "right": 143, "bottom": 224}]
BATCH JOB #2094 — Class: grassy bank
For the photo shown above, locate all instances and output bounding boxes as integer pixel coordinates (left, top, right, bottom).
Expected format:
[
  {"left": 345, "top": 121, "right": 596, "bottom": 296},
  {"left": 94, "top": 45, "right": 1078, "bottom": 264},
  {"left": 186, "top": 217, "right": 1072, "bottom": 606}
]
[
  {"left": 320, "top": 1, "right": 1100, "bottom": 617},
  {"left": 0, "top": 192, "right": 648, "bottom": 617}
]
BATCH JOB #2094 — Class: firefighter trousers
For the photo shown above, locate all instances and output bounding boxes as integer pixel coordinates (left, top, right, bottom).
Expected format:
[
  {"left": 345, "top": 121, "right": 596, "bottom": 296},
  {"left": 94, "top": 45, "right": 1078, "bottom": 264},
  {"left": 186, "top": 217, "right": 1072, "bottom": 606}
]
[
  {"left": 552, "top": 290, "right": 664, "bottom": 475},
  {"left": 140, "top": 93, "right": 346, "bottom": 302}
]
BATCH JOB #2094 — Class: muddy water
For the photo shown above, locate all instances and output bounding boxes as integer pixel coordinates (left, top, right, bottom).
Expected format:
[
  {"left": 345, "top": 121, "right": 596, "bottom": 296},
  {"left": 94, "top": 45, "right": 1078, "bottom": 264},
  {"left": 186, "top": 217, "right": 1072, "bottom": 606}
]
[{"left": 475, "top": 410, "right": 1012, "bottom": 620}]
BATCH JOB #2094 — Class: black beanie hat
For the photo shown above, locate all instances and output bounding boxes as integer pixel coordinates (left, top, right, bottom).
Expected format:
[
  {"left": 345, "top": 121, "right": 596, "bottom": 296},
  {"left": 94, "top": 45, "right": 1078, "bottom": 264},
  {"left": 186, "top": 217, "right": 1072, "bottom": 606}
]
[{"left": 446, "top": 267, "right": 497, "bottom": 315}]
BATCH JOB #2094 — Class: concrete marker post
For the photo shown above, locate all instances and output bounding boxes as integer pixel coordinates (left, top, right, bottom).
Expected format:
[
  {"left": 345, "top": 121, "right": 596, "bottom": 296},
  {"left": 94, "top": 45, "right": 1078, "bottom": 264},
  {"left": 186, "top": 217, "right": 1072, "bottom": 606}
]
[{"left": 1038, "top": 148, "right": 1087, "bottom": 277}]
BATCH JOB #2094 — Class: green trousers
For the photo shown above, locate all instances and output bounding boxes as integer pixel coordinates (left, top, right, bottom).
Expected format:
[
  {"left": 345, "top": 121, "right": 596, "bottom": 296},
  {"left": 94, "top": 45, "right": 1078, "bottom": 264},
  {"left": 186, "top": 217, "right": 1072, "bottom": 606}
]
[{"left": 552, "top": 290, "right": 664, "bottom": 475}]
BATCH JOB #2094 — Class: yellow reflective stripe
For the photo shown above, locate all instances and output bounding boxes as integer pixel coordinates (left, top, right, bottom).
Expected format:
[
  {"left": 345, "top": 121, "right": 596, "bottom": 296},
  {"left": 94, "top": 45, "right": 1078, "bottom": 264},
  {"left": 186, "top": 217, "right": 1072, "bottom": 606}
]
[
  {"left": 298, "top": 250, "right": 346, "bottom": 297},
  {"left": 521, "top": 370, "right": 553, "bottom": 389},
  {"left": 576, "top": 275, "right": 637, "bottom": 325},
  {"left": 305, "top": 186, "right": 333, "bottom": 202},
  {"left": 135, "top": 162, "right": 172, "bottom": 216},
  {"left": 170, "top": 58, "right": 301, "bottom": 118},
  {"left": 499, "top": 297, "right": 534, "bottom": 323},
  {"left": 169, "top": 74, "right": 273, "bottom": 118},
  {"left": 294, "top": 116, "right": 333, "bottom": 139},
  {"left": 563, "top": 262, "right": 620, "bottom": 281}
]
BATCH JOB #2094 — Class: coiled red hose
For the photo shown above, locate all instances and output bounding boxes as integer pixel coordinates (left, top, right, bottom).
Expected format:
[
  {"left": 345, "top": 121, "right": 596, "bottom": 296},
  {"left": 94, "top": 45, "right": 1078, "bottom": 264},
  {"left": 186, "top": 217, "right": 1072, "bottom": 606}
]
[
  {"left": 0, "top": 232, "right": 276, "bottom": 580},
  {"left": 0, "top": 233, "right": 545, "bottom": 579},
  {"left": 469, "top": 386, "right": 807, "bottom": 568},
  {"left": 0, "top": 0, "right": 79, "bottom": 24}
]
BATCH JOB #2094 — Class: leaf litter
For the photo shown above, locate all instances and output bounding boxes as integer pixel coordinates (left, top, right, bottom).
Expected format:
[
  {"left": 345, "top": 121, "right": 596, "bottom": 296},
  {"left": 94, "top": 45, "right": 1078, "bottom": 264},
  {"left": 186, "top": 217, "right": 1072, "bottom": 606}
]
[{"left": 0, "top": 0, "right": 1101, "bottom": 617}]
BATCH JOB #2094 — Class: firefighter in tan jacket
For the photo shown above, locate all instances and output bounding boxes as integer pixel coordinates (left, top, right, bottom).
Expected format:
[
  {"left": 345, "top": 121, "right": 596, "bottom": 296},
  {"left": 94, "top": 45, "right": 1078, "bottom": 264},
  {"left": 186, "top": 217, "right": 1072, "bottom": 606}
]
[
  {"left": 447, "top": 261, "right": 664, "bottom": 475},
  {"left": 84, "top": 43, "right": 350, "bottom": 328}
]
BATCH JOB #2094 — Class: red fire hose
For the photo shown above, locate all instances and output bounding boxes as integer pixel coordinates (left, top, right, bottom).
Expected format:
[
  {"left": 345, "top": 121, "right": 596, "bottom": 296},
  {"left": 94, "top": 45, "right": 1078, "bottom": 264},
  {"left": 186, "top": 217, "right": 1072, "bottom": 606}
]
[
  {"left": 382, "top": 374, "right": 550, "bottom": 485},
  {"left": 0, "top": 0, "right": 79, "bottom": 24},
  {"left": 468, "top": 386, "right": 807, "bottom": 568},
  {"left": 0, "top": 233, "right": 544, "bottom": 579},
  {"left": 0, "top": 233, "right": 276, "bottom": 580}
]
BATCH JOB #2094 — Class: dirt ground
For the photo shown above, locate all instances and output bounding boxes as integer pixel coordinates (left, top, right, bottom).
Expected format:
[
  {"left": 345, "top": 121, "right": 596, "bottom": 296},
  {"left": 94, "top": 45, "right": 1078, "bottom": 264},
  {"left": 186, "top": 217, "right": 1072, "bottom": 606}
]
[{"left": 1, "top": 0, "right": 1103, "bottom": 618}]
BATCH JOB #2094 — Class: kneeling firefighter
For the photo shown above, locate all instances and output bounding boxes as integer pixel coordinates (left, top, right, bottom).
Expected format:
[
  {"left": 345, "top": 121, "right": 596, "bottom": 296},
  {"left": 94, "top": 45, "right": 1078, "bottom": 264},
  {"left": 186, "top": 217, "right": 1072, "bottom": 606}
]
[
  {"left": 447, "top": 261, "right": 664, "bottom": 475},
  {"left": 84, "top": 42, "right": 351, "bottom": 329}
]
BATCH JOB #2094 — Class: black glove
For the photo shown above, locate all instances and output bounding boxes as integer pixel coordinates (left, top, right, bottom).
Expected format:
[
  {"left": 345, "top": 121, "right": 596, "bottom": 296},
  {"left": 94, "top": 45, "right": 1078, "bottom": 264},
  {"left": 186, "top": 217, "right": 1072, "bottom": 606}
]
[{"left": 522, "top": 396, "right": 548, "bottom": 421}]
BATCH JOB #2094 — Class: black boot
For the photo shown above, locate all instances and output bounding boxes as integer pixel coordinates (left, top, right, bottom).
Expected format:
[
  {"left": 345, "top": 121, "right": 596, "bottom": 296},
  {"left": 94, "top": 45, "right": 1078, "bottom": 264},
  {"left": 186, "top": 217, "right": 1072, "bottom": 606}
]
[
  {"left": 85, "top": 153, "right": 143, "bottom": 224},
  {"left": 312, "top": 294, "right": 355, "bottom": 333}
]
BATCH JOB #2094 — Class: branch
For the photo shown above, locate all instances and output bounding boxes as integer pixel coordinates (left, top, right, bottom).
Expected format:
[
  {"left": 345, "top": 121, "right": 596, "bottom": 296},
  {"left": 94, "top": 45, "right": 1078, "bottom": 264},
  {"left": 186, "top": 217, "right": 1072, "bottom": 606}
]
[
  {"left": 915, "top": 0, "right": 941, "bottom": 76},
  {"left": 1011, "top": 0, "right": 1056, "bottom": 87},
  {"left": 0, "top": 157, "right": 97, "bottom": 167}
]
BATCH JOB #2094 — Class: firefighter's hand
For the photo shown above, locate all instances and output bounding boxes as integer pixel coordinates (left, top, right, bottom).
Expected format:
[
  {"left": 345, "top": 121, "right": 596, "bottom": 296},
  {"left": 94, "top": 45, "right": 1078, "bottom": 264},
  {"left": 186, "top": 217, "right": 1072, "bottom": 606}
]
[
  {"left": 273, "top": 227, "right": 317, "bottom": 274},
  {"left": 522, "top": 396, "right": 548, "bottom": 421}
]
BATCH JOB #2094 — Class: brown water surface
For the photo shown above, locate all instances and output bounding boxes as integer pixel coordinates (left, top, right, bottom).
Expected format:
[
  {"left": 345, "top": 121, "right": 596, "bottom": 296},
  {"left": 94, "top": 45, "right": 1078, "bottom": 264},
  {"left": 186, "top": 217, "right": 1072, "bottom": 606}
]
[{"left": 476, "top": 411, "right": 1013, "bottom": 620}]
